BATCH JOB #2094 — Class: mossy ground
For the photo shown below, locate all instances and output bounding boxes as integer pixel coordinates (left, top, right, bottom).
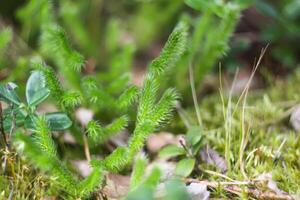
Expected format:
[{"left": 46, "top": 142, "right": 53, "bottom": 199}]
[{"left": 1, "top": 69, "right": 300, "bottom": 199}]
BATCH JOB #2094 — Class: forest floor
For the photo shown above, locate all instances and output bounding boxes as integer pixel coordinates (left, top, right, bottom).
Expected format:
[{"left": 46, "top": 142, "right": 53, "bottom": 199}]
[{"left": 1, "top": 68, "right": 300, "bottom": 200}]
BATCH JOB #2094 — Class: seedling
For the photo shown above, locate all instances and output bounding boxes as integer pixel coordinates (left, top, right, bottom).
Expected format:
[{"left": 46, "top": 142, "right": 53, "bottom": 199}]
[
  {"left": 0, "top": 70, "right": 72, "bottom": 135},
  {"left": 159, "top": 126, "right": 203, "bottom": 177}
]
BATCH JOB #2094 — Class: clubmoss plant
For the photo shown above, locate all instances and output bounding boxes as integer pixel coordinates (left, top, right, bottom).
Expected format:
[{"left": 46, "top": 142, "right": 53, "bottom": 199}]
[
  {"left": 7, "top": 20, "right": 188, "bottom": 199},
  {"left": 170, "top": 0, "right": 252, "bottom": 95}
]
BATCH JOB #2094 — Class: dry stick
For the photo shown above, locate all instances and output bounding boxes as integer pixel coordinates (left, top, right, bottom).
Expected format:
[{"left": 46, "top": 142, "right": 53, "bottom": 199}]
[
  {"left": 3, "top": 104, "right": 16, "bottom": 174},
  {"left": 8, "top": 104, "right": 16, "bottom": 144},
  {"left": 179, "top": 137, "right": 192, "bottom": 157},
  {"left": 0, "top": 102, "right": 8, "bottom": 147},
  {"left": 186, "top": 178, "right": 295, "bottom": 200},
  {"left": 8, "top": 183, "right": 14, "bottom": 200},
  {"left": 83, "top": 135, "right": 91, "bottom": 162},
  {"left": 83, "top": 127, "right": 91, "bottom": 162},
  {"left": 203, "top": 169, "right": 235, "bottom": 182}
]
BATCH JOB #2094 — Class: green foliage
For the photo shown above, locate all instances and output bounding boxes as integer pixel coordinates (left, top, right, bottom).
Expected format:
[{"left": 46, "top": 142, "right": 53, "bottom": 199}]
[
  {"left": 40, "top": 24, "right": 84, "bottom": 89},
  {"left": 175, "top": 158, "right": 195, "bottom": 177},
  {"left": 45, "top": 113, "right": 72, "bottom": 131},
  {"left": 0, "top": 28, "right": 12, "bottom": 50},
  {"left": 164, "top": 179, "right": 191, "bottom": 200},
  {"left": 117, "top": 86, "right": 139, "bottom": 111},
  {"left": 171, "top": 0, "right": 249, "bottom": 94},
  {"left": 59, "top": 0, "right": 95, "bottom": 56},
  {"left": 159, "top": 144, "right": 186, "bottom": 158},
  {"left": 60, "top": 91, "right": 82, "bottom": 109},
  {"left": 0, "top": 82, "right": 21, "bottom": 105},
  {"left": 2, "top": 19, "right": 186, "bottom": 199},
  {"left": 255, "top": 0, "right": 300, "bottom": 68},
  {"left": 158, "top": 126, "right": 203, "bottom": 178},
  {"left": 0, "top": 70, "right": 72, "bottom": 133},
  {"left": 149, "top": 21, "right": 188, "bottom": 75},
  {"left": 35, "top": 61, "right": 65, "bottom": 104},
  {"left": 0, "top": 28, "right": 12, "bottom": 68},
  {"left": 14, "top": 132, "right": 78, "bottom": 195},
  {"left": 26, "top": 71, "right": 50, "bottom": 107},
  {"left": 16, "top": 0, "right": 53, "bottom": 39},
  {"left": 87, "top": 115, "right": 128, "bottom": 145},
  {"left": 129, "top": 0, "right": 183, "bottom": 48},
  {"left": 1, "top": 0, "right": 300, "bottom": 199},
  {"left": 40, "top": 25, "right": 84, "bottom": 73},
  {"left": 33, "top": 116, "right": 57, "bottom": 156},
  {"left": 130, "top": 156, "right": 148, "bottom": 190},
  {"left": 126, "top": 165, "right": 161, "bottom": 200}
]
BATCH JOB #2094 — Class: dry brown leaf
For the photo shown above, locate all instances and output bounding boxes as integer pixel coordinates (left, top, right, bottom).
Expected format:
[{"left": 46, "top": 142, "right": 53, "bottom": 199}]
[
  {"left": 75, "top": 108, "right": 94, "bottom": 126},
  {"left": 257, "top": 173, "right": 288, "bottom": 196},
  {"left": 200, "top": 145, "right": 228, "bottom": 173},
  {"left": 146, "top": 132, "right": 182, "bottom": 153},
  {"left": 102, "top": 173, "right": 130, "bottom": 200},
  {"left": 62, "top": 132, "right": 76, "bottom": 144},
  {"left": 71, "top": 160, "right": 92, "bottom": 177},
  {"left": 290, "top": 106, "right": 300, "bottom": 132},
  {"left": 147, "top": 159, "right": 176, "bottom": 181},
  {"left": 187, "top": 182, "right": 210, "bottom": 200}
]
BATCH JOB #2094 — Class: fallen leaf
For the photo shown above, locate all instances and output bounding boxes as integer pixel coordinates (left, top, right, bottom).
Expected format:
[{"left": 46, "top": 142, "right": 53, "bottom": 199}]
[
  {"left": 109, "top": 131, "right": 129, "bottom": 147},
  {"left": 85, "top": 58, "right": 96, "bottom": 74},
  {"left": 187, "top": 182, "right": 210, "bottom": 200},
  {"left": 257, "top": 173, "right": 288, "bottom": 196},
  {"left": 147, "top": 159, "right": 176, "bottom": 181},
  {"left": 71, "top": 160, "right": 92, "bottom": 177},
  {"left": 103, "top": 173, "right": 130, "bottom": 200},
  {"left": 75, "top": 108, "right": 94, "bottom": 126},
  {"left": 37, "top": 103, "right": 58, "bottom": 114},
  {"left": 200, "top": 145, "right": 228, "bottom": 173},
  {"left": 290, "top": 106, "right": 300, "bottom": 132},
  {"left": 146, "top": 132, "right": 182, "bottom": 153},
  {"left": 63, "top": 132, "right": 76, "bottom": 144}
]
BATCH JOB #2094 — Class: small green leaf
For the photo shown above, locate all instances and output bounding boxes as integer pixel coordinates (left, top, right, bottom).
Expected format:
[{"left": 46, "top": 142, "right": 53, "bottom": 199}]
[
  {"left": 186, "top": 126, "right": 202, "bottom": 147},
  {"left": 45, "top": 112, "right": 72, "bottom": 131},
  {"left": 26, "top": 71, "right": 50, "bottom": 107},
  {"left": 0, "top": 83, "right": 21, "bottom": 105},
  {"left": 24, "top": 115, "right": 37, "bottom": 130},
  {"left": 175, "top": 158, "right": 195, "bottom": 177},
  {"left": 3, "top": 108, "right": 27, "bottom": 132},
  {"left": 186, "top": 127, "right": 203, "bottom": 156},
  {"left": 159, "top": 145, "right": 186, "bottom": 158}
]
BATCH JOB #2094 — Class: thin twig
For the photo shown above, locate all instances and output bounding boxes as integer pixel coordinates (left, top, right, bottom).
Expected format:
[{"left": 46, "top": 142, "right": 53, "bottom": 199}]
[
  {"left": 3, "top": 103, "right": 16, "bottom": 174},
  {"left": 8, "top": 182, "right": 14, "bottom": 200},
  {"left": 83, "top": 131, "right": 91, "bottom": 162},
  {"left": 203, "top": 169, "right": 235, "bottom": 182},
  {"left": 9, "top": 104, "right": 16, "bottom": 145},
  {"left": 186, "top": 178, "right": 295, "bottom": 200},
  {"left": 0, "top": 102, "right": 8, "bottom": 147}
]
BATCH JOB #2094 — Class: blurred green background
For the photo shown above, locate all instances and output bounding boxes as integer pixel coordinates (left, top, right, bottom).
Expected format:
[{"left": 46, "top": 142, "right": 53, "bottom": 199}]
[{"left": 1, "top": 0, "right": 300, "bottom": 88}]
